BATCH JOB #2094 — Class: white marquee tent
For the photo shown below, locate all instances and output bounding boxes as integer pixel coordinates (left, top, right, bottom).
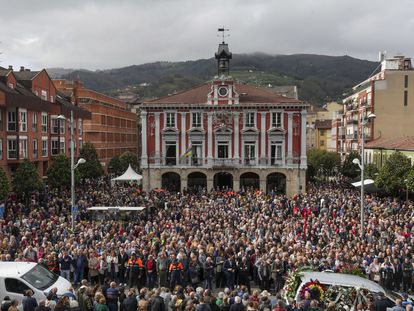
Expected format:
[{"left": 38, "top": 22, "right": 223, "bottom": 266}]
[{"left": 111, "top": 164, "right": 143, "bottom": 184}]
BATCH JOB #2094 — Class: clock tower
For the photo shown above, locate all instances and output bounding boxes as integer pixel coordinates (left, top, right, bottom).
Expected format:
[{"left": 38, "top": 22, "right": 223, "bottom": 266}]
[{"left": 209, "top": 40, "right": 239, "bottom": 105}]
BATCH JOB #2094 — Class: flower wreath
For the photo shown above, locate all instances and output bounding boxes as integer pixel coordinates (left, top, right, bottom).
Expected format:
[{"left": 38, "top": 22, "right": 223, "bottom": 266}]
[{"left": 300, "top": 279, "right": 327, "bottom": 301}]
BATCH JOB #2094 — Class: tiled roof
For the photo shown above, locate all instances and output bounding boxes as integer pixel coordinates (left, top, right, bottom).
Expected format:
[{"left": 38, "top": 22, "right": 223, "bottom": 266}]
[
  {"left": 14, "top": 70, "right": 40, "bottom": 81},
  {"left": 365, "top": 137, "right": 414, "bottom": 151},
  {"left": 315, "top": 119, "right": 332, "bottom": 129},
  {"left": 145, "top": 82, "right": 302, "bottom": 105}
]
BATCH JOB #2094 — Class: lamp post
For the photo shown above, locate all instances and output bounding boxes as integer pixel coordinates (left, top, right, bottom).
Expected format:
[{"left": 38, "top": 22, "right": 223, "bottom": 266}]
[
  {"left": 352, "top": 112, "right": 376, "bottom": 238},
  {"left": 58, "top": 112, "right": 86, "bottom": 232}
]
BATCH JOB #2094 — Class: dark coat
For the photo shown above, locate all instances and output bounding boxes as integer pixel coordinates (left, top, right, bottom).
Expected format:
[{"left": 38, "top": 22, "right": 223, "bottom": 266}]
[
  {"left": 123, "top": 297, "right": 137, "bottom": 311},
  {"left": 150, "top": 296, "right": 165, "bottom": 311}
]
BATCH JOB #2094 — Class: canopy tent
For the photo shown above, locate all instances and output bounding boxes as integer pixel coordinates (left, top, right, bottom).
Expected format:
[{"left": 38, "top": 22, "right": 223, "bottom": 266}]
[
  {"left": 111, "top": 164, "right": 143, "bottom": 183},
  {"left": 351, "top": 179, "right": 382, "bottom": 194}
]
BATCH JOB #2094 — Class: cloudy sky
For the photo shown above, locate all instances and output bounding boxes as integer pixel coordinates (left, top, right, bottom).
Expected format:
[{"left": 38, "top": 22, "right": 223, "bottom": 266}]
[{"left": 1, "top": 0, "right": 414, "bottom": 70}]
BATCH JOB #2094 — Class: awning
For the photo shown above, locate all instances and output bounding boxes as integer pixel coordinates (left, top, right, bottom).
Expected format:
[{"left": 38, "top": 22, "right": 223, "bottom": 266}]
[
  {"left": 351, "top": 179, "right": 375, "bottom": 187},
  {"left": 88, "top": 206, "right": 146, "bottom": 212},
  {"left": 111, "top": 164, "right": 142, "bottom": 182}
]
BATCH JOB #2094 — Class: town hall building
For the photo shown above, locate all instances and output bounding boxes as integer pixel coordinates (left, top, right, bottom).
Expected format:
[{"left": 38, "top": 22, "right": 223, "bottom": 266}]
[{"left": 140, "top": 42, "right": 308, "bottom": 197}]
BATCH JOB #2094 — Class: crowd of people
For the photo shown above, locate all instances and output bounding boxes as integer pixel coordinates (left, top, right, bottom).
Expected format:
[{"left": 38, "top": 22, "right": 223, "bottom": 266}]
[{"left": 0, "top": 177, "right": 413, "bottom": 311}]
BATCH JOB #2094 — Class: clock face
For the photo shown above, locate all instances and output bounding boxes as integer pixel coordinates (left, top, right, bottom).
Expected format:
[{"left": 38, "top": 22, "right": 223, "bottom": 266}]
[{"left": 218, "top": 86, "right": 229, "bottom": 97}]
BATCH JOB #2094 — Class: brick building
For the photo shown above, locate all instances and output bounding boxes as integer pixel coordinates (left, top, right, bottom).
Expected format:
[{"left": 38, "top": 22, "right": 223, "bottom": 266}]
[
  {"left": 140, "top": 42, "right": 308, "bottom": 197},
  {"left": 0, "top": 66, "right": 90, "bottom": 177},
  {"left": 53, "top": 80, "right": 138, "bottom": 168}
]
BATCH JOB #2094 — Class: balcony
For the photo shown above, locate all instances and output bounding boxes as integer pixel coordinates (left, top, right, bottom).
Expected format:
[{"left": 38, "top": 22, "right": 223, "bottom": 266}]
[
  {"left": 244, "top": 158, "right": 256, "bottom": 166},
  {"left": 191, "top": 157, "right": 203, "bottom": 166},
  {"left": 165, "top": 157, "right": 177, "bottom": 166},
  {"left": 212, "top": 158, "right": 238, "bottom": 168}
]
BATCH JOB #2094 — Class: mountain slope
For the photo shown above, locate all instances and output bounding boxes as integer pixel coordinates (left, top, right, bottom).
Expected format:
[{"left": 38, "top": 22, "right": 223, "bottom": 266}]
[{"left": 57, "top": 54, "right": 378, "bottom": 105}]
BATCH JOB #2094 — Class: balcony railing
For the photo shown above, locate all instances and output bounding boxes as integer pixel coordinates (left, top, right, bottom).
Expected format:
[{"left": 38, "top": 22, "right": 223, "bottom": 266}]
[
  {"left": 165, "top": 157, "right": 177, "bottom": 166},
  {"left": 191, "top": 157, "right": 203, "bottom": 166},
  {"left": 244, "top": 158, "right": 256, "bottom": 166},
  {"left": 213, "top": 158, "right": 238, "bottom": 167}
]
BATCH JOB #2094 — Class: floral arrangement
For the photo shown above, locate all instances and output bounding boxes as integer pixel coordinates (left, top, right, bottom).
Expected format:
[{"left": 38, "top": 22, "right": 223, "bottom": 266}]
[
  {"left": 324, "top": 285, "right": 374, "bottom": 310},
  {"left": 299, "top": 279, "right": 327, "bottom": 301},
  {"left": 283, "top": 268, "right": 306, "bottom": 299}
]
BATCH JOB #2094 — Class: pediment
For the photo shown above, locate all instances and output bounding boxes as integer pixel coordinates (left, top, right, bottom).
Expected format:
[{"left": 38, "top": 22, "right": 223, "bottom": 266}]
[
  {"left": 214, "top": 126, "right": 233, "bottom": 134},
  {"left": 267, "top": 127, "right": 286, "bottom": 135},
  {"left": 188, "top": 127, "right": 206, "bottom": 136},
  {"left": 241, "top": 128, "right": 259, "bottom": 135},
  {"left": 162, "top": 128, "right": 178, "bottom": 136}
]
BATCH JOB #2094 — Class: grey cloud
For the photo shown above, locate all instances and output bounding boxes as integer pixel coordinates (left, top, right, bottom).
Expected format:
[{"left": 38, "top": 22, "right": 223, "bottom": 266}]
[{"left": 1, "top": 0, "right": 413, "bottom": 70}]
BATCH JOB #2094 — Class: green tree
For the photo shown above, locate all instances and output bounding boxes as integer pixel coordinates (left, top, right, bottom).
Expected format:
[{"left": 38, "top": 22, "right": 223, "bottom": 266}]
[
  {"left": 78, "top": 142, "right": 104, "bottom": 179},
  {"left": 108, "top": 155, "right": 123, "bottom": 176},
  {"left": 320, "top": 151, "right": 341, "bottom": 176},
  {"left": 119, "top": 151, "right": 139, "bottom": 172},
  {"left": 47, "top": 154, "right": 71, "bottom": 190},
  {"left": 0, "top": 167, "right": 10, "bottom": 201},
  {"left": 364, "top": 163, "right": 379, "bottom": 180},
  {"left": 307, "top": 149, "right": 340, "bottom": 178},
  {"left": 13, "top": 160, "right": 43, "bottom": 202},
  {"left": 375, "top": 152, "right": 412, "bottom": 195},
  {"left": 341, "top": 151, "right": 361, "bottom": 178},
  {"left": 406, "top": 166, "right": 414, "bottom": 194}
]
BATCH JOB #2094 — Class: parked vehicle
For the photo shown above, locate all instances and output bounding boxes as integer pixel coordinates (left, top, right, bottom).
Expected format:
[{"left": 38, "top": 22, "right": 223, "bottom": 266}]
[
  {"left": 0, "top": 262, "right": 71, "bottom": 302},
  {"left": 284, "top": 271, "right": 400, "bottom": 305}
]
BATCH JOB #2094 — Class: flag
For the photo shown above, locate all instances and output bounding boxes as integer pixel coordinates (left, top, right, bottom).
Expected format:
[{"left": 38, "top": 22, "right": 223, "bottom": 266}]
[{"left": 181, "top": 147, "right": 193, "bottom": 158}]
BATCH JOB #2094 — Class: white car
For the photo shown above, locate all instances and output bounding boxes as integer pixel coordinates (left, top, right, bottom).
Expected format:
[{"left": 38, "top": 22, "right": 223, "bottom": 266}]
[
  {"left": 284, "top": 271, "right": 399, "bottom": 305},
  {"left": 0, "top": 262, "right": 72, "bottom": 303}
]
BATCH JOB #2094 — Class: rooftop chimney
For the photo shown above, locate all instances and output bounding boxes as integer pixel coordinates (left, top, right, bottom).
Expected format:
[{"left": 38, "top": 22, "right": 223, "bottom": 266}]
[
  {"left": 20, "top": 66, "right": 25, "bottom": 72},
  {"left": 25, "top": 69, "right": 31, "bottom": 72},
  {"left": 8, "top": 65, "right": 13, "bottom": 70}
]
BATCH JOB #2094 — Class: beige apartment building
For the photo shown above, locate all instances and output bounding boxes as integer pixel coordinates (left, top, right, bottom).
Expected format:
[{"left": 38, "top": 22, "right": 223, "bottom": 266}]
[
  {"left": 307, "top": 102, "right": 342, "bottom": 151},
  {"left": 338, "top": 55, "right": 414, "bottom": 156}
]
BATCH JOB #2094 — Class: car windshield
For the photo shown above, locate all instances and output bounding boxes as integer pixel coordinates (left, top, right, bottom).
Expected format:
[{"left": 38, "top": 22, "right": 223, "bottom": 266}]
[{"left": 21, "top": 264, "right": 58, "bottom": 290}]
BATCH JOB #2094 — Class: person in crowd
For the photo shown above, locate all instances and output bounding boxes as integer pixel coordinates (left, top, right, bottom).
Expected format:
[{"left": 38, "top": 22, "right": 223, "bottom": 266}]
[
  {"left": 105, "top": 282, "right": 119, "bottom": 311},
  {"left": 1, "top": 297, "right": 12, "bottom": 311},
  {"left": 122, "top": 289, "right": 137, "bottom": 311},
  {"left": 34, "top": 300, "right": 51, "bottom": 311},
  {"left": 22, "top": 290, "right": 38, "bottom": 311},
  {"left": 8, "top": 300, "right": 20, "bottom": 311}
]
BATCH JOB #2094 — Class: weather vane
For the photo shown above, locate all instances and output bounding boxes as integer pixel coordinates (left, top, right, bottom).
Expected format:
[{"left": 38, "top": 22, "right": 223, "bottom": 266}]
[{"left": 217, "top": 27, "right": 230, "bottom": 43}]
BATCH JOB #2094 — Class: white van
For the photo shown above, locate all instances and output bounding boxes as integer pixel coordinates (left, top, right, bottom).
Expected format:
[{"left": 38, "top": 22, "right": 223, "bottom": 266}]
[{"left": 0, "top": 262, "right": 72, "bottom": 302}]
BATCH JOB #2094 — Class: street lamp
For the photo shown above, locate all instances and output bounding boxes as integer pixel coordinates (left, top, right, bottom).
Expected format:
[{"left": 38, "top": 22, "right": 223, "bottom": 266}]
[
  {"left": 58, "top": 112, "right": 86, "bottom": 232},
  {"left": 352, "top": 112, "right": 376, "bottom": 238}
]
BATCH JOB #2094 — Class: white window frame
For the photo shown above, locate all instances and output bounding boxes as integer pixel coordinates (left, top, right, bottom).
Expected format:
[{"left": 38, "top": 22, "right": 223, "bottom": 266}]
[
  {"left": 165, "top": 112, "right": 176, "bottom": 128},
  {"left": 33, "top": 139, "right": 38, "bottom": 158},
  {"left": 7, "top": 110, "right": 16, "bottom": 132},
  {"left": 51, "top": 138, "right": 59, "bottom": 156},
  {"left": 216, "top": 141, "right": 230, "bottom": 159},
  {"left": 32, "top": 113, "right": 38, "bottom": 132},
  {"left": 41, "top": 113, "right": 48, "bottom": 133},
  {"left": 270, "top": 141, "right": 284, "bottom": 165},
  {"left": 60, "top": 139, "right": 65, "bottom": 155},
  {"left": 42, "top": 137, "right": 48, "bottom": 157},
  {"left": 243, "top": 141, "right": 257, "bottom": 165},
  {"left": 60, "top": 118, "right": 65, "bottom": 134},
  {"left": 51, "top": 116, "right": 59, "bottom": 134},
  {"left": 191, "top": 112, "right": 202, "bottom": 128},
  {"left": 7, "top": 138, "right": 17, "bottom": 160},
  {"left": 41, "top": 90, "right": 48, "bottom": 101},
  {"left": 19, "top": 109, "right": 27, "bottom": 132},
  {"left": 244, "top": 112, "right": 255, "bottom": 128},
  {"left": 19, "top": 137, "right": 27, "bottom": 159},
  {"left": 271, "top": 111, "right": 283, "bottom": 128}
]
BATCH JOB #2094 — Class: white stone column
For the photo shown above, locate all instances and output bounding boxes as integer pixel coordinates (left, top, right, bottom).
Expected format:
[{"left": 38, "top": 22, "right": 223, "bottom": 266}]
[
  {"left": 233, "top": 112, "right": 239, "bottom": 161},
  {"left": 181, "top": 112, "right": 186, "bottom": 164},
  {"left": 154, "top": 112, "right": 160, "bottom": 164},
  {"left": 260, "top": 112, "right": 266, "bottom": 165},
  {"left": 141, "top": 111, "right": 147, "bottom": 166},
  {"left": 300, "top": 110, "right": 307, "bottom": 168},
  {"left": 207, "top": 112, "right": 213, "bottom": 164},
  {"left": 287, "top": 112, "right": 293, "bottom": 165}
]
